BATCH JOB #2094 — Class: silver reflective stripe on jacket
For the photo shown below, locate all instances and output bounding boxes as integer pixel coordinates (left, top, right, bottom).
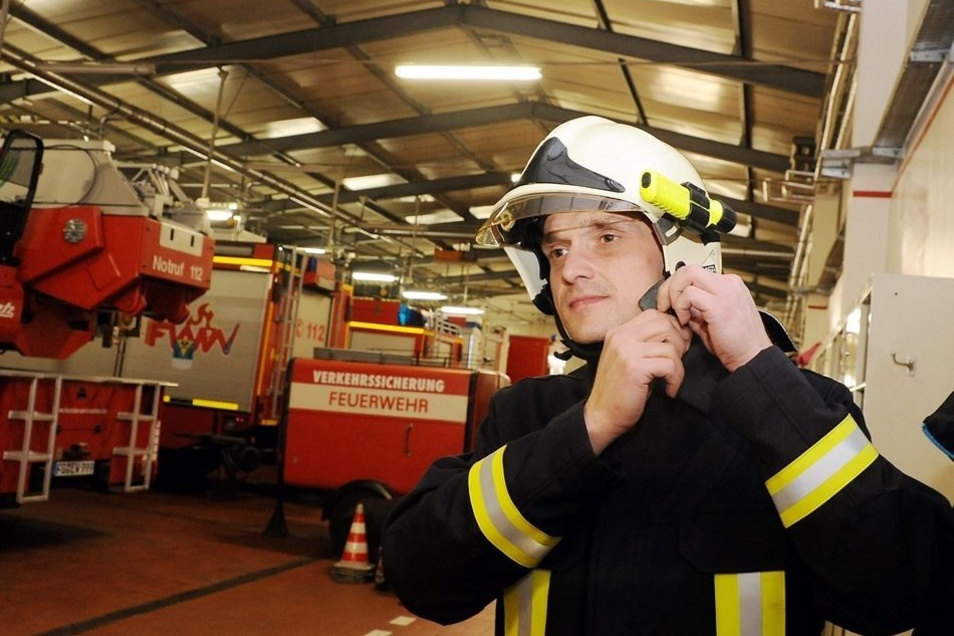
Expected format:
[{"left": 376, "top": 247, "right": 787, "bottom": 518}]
[
  {"left": 468, "top": 446, "right": 560, "bottom": 567},
  {"left": 715, "top": 571, "right": 786, "bottom": 635},
  {"left": 766, "top": 415, "right": 878, "bottom": 527},
  {"left": 503, "top": 569, "right": 551, "bottom": 636}
]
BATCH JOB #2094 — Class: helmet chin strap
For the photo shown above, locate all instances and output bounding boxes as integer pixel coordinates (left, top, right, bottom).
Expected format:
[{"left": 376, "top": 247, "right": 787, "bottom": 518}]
[{"left": 535, "top": 283, "right": 605, "bottom": 362}]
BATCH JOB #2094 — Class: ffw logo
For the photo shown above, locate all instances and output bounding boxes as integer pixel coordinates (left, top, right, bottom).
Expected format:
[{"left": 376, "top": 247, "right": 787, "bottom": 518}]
[{"left": 0, "top": 302, "right": 17, "bottom": 319}]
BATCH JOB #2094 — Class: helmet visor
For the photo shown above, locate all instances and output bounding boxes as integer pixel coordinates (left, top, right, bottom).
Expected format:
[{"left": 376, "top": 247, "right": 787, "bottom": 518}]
[{"left": 476, "top": 192, "right": 642, "bottom": 247}]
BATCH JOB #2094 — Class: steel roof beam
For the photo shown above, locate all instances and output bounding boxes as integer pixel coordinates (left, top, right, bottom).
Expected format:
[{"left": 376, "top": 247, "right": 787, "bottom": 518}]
[
  {"left": 224, "top": 102, "right": 790, "bottom": 173},
  {"left": 319, "top": 172, "right": 515, "bottom": 207},
  {"left": 259, "top": 169, "right": 798, "bottom": 227},
  {"left": 144, "top": 5, "right": 824, "bottom": 97}
]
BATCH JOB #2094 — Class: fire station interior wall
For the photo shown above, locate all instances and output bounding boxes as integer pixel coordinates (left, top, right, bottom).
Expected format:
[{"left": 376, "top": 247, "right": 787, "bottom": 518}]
[
  {"left": 887, "top": 74, "right": 954, "bottom": 281},
  {"left": 838, "top": 9, "right": 954, "bottom": 305},
  {"left": 851, "top": 0, "right": 926, "bottom": 149},
  {"left": 840, "top": 166, "right": 892, "bottom": 322},
  {"left": 836, "top": 0, "right": 950, "bottom": 317}
]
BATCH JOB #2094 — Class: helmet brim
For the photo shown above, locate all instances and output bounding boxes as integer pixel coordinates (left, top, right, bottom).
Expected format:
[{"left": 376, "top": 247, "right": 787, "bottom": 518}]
[{"left": 476, "top": 190, "right": 644, "bottom": 247}]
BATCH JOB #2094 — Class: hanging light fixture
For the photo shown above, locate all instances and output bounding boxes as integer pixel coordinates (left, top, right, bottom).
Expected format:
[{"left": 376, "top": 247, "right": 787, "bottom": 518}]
[
  {"left": 402, "top": 290, "right": 447, "bottom": 301},
  {"left": 440, "top": 306, "right": 484, "bottom": 316},
  {"left": 395, "top": 64, "right": 542, "bottom": 81},
  {"left": 352, "top": 272, "right": 398, "bottom": 283}
]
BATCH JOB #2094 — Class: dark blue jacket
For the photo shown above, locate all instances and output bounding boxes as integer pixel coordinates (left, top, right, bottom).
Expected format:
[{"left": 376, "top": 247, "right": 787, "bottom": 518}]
[{"left": 384, "top": 341, "right": 953, "bottom": 635}]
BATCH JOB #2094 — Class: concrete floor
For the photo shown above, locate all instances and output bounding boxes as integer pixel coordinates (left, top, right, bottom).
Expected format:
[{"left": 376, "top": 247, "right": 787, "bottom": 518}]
[{"left": 0, "top": 481, "right": 494, "bottom": 636}]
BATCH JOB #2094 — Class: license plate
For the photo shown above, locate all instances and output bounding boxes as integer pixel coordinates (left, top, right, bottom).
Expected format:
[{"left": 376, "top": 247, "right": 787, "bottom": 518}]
[{"left": 54, "top": 460, "right": 95, "bottom": 477}]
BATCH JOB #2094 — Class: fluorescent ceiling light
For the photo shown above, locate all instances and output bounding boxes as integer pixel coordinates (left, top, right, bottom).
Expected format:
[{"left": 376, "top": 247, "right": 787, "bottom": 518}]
[
  {"left": 396, "top": 194, "right": 435, "bottom": 203},
  {"left": 405, "top": 210, "right": 463, "bottom": 225},
  {"left": 402, "top": 290, "right": 447, "bottom": 301},
  {"left": 395, "top": 65, "right": 541, "bottom": 81},
  {"left": 205, "top": 209, "right": 235, "bottom": 222},
  {"left": 342, "top": 173, "right": 406, "bottom": 191},
  {"left": 352, "top": 272, "right": 397, "bottom": 283},
  {"left": 262, "top": 116, "right": 325, "bottom": 139},
  {"left": 441, "top": 306, "right": 484, "bottom": 316},
  {"left": 33, "top": 76, "right": 94, "bottom": 106},
  {"left": 201, "top": 200, "right": 238, "bottom": 222},
  {"left": 299, "top": 247, "right": 326, "bottom": 255},
  {"left": 469, "top": 205, "right": 495, "bottom": 220},
  {"left": 37, "top": 62, "right": 156, "bottom": 75}
]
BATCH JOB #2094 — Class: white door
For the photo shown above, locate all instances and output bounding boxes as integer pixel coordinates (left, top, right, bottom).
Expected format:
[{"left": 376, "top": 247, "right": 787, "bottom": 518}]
[{"left": 862, "top": 273, "right": 954, "bottom": 501}]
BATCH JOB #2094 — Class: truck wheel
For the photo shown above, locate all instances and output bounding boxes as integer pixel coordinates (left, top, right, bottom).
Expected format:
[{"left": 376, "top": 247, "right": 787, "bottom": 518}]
[{"left": 155, "top": 446, "right": 221, "bottom": 491}]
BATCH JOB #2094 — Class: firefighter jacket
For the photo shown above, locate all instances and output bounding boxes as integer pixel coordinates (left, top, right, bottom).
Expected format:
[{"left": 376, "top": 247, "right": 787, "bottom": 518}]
[{"left": 383, "top": 340, "right": 954, "bottom": 635}]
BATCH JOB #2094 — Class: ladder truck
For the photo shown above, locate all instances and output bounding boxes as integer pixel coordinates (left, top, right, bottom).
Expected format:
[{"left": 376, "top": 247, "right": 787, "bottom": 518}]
[{"left": 0, "top": 129, "right": 214, "bottom": 507}]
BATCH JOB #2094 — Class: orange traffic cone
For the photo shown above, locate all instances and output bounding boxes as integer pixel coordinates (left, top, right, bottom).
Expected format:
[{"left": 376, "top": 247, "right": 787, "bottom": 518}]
[{"left": 330, "top": 503, "right": 374, "bottom": 583}]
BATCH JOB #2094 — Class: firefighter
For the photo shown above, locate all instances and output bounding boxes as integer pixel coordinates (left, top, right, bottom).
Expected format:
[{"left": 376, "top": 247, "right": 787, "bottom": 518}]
[{"left": 382, "top": 116, "right": 954, "bottom": 634}]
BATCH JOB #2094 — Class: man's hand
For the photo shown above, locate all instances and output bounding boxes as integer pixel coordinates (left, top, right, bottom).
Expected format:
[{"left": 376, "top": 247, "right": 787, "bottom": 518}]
[
  {"left": 584, "top": 310, "right": 691, "bottom": 454},
  {"left": 656, "top": 265, "right": 772, "bottom": 373}
]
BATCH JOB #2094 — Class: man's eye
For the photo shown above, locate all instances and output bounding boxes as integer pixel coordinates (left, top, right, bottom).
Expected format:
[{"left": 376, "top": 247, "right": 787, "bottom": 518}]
[
  {"left": 600, "top": 233, "right": 620, "bottom": 243},
  {"left": 547, "top": 247, "right": 567, "bottom": 261}
]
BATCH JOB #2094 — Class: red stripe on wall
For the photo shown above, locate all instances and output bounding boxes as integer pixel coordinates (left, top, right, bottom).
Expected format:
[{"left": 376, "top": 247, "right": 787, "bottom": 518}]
[{"left": 851, "top": 190, "right": 893, "bottom": 198}]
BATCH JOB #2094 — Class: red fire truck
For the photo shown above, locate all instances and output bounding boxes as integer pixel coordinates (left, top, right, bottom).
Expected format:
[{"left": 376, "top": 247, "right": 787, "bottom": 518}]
[
  {"left": 10, "top": 238, "right": 338, "bottom": 487},
  {"left": 0, "top": 130, "right": 214, "bottom": 506},
  {"left": 114, "top": 262, "right": 509, "bottom": 548},
  {"left": 133, "top": 241, "right": 338, "bottom": 485},
  {"left": 2, "top": 131, "right": 512, "bottom": 540},
  {"left": 0, "top": 369, "right": 173, "bottom": 507},
  {"left": 281, "top": 345, "right": 506, "bottom": 542}
]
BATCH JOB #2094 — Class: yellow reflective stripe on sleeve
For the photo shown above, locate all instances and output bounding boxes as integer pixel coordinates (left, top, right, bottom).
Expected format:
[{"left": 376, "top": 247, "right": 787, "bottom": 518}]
[
  {"left": 715, "top": 571, "right": 786, "bottom": 636},
  {"left": 468, "top": 447, "right": 560, "bottom": 567},
  {"left": 765, "top": 416, "right": 878, "bottom": 527},
  {"left": 503, "top": 578, "right": 520, "bottom": 636},
  {"left": 503, "top": 569, "right": 551, "bottom": 636},
  {"left": 760, "top": 572, "right": 786, "bottom": 636},
  {"left": 530, "top": 569, "right": 550, "bottom": 636},
  {"left": 715, "top": 574, "right": 742, "bottom": 636}
]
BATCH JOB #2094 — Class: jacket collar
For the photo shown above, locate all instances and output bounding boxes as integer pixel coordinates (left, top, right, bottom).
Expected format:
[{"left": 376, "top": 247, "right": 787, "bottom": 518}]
[
  {"left": 582, "top": 337, "right": 727, "bottom": 414},
  {"left": 674, "top": 338, "right": 729, "bottom": 414}
]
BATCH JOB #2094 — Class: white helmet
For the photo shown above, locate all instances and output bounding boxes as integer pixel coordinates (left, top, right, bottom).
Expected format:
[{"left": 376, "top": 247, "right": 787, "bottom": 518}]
[{"left": 477, "top": 116, "right": 736, "bottom": 315}]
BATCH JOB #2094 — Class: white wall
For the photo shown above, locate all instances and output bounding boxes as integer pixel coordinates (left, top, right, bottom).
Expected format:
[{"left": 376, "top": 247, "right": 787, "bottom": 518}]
[
  {"left": 889, "top": 76, "right": 954, "bottom": 278},
  {"left": 852, "top": 0, "right": 911, "bottom": 147},
  {"left": 838, "top": 163, "right": 893, "bottom": 320},
  {"left": 838, "top": 0, "right": 954, "bottom": 314}
]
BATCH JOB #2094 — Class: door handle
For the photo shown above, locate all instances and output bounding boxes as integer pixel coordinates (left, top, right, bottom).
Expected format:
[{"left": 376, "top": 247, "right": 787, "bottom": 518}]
[{"left": 403, "top": 422, "right": 414, "bottom": 456}]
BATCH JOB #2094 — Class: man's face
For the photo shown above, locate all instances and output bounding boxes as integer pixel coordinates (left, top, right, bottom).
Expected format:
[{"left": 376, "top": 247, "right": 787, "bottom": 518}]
[{"left": 542, "top": 211, "right": 663, "bottom": 344}]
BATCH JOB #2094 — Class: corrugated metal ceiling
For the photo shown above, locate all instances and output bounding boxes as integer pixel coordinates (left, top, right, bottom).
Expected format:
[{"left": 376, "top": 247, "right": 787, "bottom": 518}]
[{"left": 0, "top": 0, "right": 849, "bottom": 324}]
